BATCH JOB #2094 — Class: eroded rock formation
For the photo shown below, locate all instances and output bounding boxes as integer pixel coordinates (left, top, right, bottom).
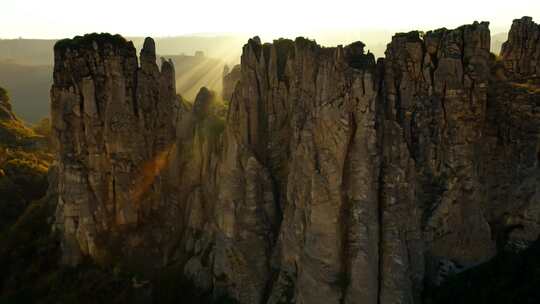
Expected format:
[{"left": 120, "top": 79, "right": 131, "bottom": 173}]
[
  {"left": 51, "top": 35, "right": 179, "bottom": 267},
  {"left": 222, "top": 64, "right": 241, "bottom": 101},
  {"left": 501, "top": 16, "right": 540, "bottom": 78},
  {"left": 51, "top": 18, "right": 540, "bottom": 304}
]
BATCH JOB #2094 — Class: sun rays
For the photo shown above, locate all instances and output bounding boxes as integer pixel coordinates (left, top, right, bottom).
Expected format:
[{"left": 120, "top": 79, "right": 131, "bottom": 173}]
[
  {"left": 131, "top": 143, "right": 176, "bottom": 206},
  {"left": 167, "top": 42, "right": 241, "bottom": 100}
]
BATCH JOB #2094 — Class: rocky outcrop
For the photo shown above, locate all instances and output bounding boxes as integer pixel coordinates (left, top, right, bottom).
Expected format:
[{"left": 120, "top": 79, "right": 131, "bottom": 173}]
[
  {"left": 382, "top": 22, "right": 495, "bottom": 292},
  {"left": 51, "top": 35, "right": 179, "bottom": 267},
  {"left": 222, "top": 64, "right": 241, "bottom": 101},
  {"left": 483, "top": 76, "right": 540, "bottom": 252},
  {"left": 215, "top": 37, "right": 379, "bottom": 304},
  {"left": 501, "top": 16, "right": 540, "bottom": 78},
  {"left": 51, "top": 18, "right": 540, "bottom": 304}
]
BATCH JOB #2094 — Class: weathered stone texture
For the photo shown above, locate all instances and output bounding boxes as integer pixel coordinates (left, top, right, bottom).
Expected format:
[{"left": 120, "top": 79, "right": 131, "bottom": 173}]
[
  {"left": 51, "top": 18, "right": 540, "bottom": 304},
  {"left": 222, "top": 64, "right": 241, "bottom": 101},
  {"left": 52, "top": 35, "right": 179, "bottom": 267},
  {"left": 501, "top": 16, "right": 540, "bottom": 78}
]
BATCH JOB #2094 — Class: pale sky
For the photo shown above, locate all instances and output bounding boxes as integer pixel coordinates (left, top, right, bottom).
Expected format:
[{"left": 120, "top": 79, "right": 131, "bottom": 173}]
[{"left": 1, "top": 0, "right": 539, "bottom": 39}]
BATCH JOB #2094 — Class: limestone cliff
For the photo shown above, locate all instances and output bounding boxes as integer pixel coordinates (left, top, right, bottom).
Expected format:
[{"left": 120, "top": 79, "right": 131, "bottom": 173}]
[{"left": 51, "top": 18, "right": 540, "bottom": 304}]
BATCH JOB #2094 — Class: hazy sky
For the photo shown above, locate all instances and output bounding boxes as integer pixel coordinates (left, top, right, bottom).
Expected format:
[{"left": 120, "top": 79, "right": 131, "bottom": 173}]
[{"left": 1, "top": 0, "right": 539, "bottom": 39}]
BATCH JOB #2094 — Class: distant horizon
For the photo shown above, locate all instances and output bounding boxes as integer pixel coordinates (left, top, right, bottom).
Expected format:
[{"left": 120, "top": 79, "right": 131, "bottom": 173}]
[
  {"left": 0, "top": 26, "right": 517, "bottom": 42},
  {"left": 2, "top": 0, "right": 538, "bottom": 40}
]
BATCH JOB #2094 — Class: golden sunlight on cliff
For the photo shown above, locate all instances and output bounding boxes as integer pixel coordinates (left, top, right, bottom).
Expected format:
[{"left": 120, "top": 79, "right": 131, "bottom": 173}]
[{"left": 131, "top": 143, "right": 176, "bottom": 205}]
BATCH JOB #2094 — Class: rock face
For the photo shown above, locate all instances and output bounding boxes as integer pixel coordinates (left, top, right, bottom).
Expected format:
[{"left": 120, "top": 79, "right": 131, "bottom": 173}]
[
  {"left": 501, "top": 16, "right": 540, "bottom": 78},
  {"left": 222, "top": 64, "right": 241, "bottom": 101},
  {"left": 487, "top": 17, "right": 540, "bottom": 253},
  {"left": 382, "top": 23, "right": 494, "bottom": 292},
  {"left": 51, "top": 18, "right": 540, "bottom": 304},
  {"left": 51, "top": 35, "right": 179, "bottom": 267},
  {"left": 217, "top": 37, "right": 378, "bottom": 304}
]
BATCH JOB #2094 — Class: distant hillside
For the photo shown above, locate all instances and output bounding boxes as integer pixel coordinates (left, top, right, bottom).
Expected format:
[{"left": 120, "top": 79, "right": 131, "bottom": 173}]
[
  {"left": 0, "top": 32, "right": 509, "bottom": 122},
  {"left": 0, "top": 60, "right": 52, "bottom": 123},
  {"left": 0, "top": 36, "right": 244, "bottom": 66},
  {"left": 0, "top": 39, "right": 56, "bottom": 65},
  {"left": 0, "top": 36, "right": 244, "bottom": 121},
  {"left": 0, "top": 86, "right": 50, "bottom": 232}
]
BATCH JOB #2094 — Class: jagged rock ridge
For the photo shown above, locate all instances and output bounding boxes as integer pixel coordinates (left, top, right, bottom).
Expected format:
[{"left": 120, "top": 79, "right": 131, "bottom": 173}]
[
  {"left": 501, "top": 16, "right": 540, "bottom": 78},
  {"left": 51, "top": 17, "right": 540, "bottom": 304}
]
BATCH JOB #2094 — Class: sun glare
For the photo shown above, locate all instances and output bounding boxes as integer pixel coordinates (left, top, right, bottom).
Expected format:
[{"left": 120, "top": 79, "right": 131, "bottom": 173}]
[{"left": 1, "top": 0, "right": 539, "bottom": 39}]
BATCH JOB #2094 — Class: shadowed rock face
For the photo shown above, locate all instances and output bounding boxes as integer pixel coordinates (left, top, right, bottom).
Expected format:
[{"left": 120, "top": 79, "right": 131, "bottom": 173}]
[
  {"left": 501, "top": 16, "right": 540, "bottom": 78},
  {"left": 51, "top": 18, "right": 540, "bottom": 304},
  {"left": 222, "top": 64, "right": 241, "bottom": 101},
  {"left": 382, "top": 23, "right": 494, "bottom": 297}
]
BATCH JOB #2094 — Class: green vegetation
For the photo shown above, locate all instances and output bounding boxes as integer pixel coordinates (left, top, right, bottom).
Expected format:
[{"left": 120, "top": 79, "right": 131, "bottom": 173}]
[
  {"left": 0, "top": 118, "right": 42, "bottom": 146},
  {"left": 0, "top": 86, "right": 141, "bottom": 304},
  {"left": 0, "top": 85, "right": 234, "bottom": 303},
  {"left": 0, "top": 88, "right": 65, "bottom": 298},
  {"left": 0, "top": 86, "right": 51, "bottom": 231},
  {"left": 200, "top": 115, "right": 226, "bottom": 139},
  {"left": 0, "top": 149, "right": 49, "bottom": 227},
  {"left": 0, "top": 86, "right": 48, "bottom": 149},
  {"left": 197, "top": 96, "right": 227, "bottom": 140}
]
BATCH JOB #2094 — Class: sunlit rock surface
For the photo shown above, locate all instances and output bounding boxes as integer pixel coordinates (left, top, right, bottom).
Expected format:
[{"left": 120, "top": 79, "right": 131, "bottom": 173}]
[{"left": 51, "top": 18, "right": 540, "bottom": 303}]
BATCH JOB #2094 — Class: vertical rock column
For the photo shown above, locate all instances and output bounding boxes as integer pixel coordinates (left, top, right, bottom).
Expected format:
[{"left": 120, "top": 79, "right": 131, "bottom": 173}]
[
  {"left": 382, "top": 22, "right": 493, "bottom": 301},
  {"left": 501, "top": 16, "right": 540, "bottom": 78},
  {"left": 51, "top": 35, "right": 177, "bottom": 266},
  {"left": 217, "top": 37, "right": 382, "bottom": 304}
]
